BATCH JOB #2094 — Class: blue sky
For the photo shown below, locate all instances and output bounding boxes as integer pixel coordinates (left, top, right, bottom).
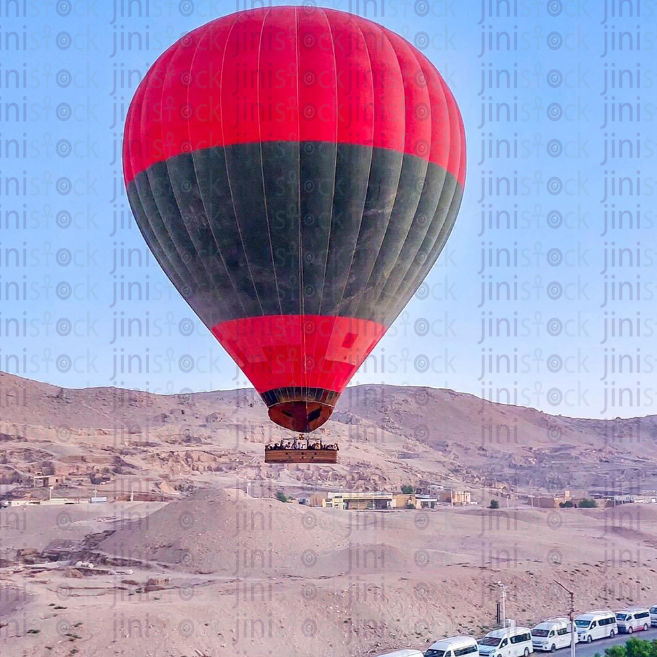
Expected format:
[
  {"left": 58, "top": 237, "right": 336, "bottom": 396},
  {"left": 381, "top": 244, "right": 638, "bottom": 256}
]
[{"left": 2, "top": 0, "right": 654, "bottom": 418}]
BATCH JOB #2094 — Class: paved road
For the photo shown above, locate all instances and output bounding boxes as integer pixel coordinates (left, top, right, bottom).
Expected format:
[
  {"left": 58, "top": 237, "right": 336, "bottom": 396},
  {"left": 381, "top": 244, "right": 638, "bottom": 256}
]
[{"left": 550, "top": 628, "right": 657, "bottom": 657}]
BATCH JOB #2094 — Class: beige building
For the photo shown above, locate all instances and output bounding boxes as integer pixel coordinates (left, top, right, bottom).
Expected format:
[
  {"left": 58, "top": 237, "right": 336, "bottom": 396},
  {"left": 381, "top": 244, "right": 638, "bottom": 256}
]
[
  {"left": 523, "top": 490, "right": 597, "bottom": 508},
  {"left": 309, "top": 493, "right": 327, "bottom": 508},
  {"left": 536, "top": 496, "right": 561, "bottom": 508},
  {"left": 322, "top": 492, "right": 393, "bottom": 510},
  {"left": 393, "top": 493, "right": 417, "bottom": 509},
  {"left": 440, "top": 490, "right": 471, "bottom": 505},
  {"left": 32, "top": 474, "right": 66, "bottom": 488},
  {"left": 321, "top": 492, "right": 439, "bottom": 511}
]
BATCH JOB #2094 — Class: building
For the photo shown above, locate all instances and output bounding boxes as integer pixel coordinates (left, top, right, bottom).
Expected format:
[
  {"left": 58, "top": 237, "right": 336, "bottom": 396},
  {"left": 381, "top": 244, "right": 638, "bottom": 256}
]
[
  {"left": 523, "top": 490, "right": 577, "bottom": 508},
  {"left": 309, "top": 493, "right": 327, "bottom": 508},
  {"left": 415, "top": 495, "right": 438, "bottom": 509},
  {"left": 633, "top": 495, "right": 657, "bottom": 504},
  {"left": 32, "top": 474, "right": 66, "bottom": 488},
  {"left": 322, "top": 492, "right": 393, "bottom": 510},
  {"left": 320, "top": 492, "right": 439, "bottom": 511},
  {"left": 536, "top": 496, "right": 561, "bottom": 508},
  {"left": 440, "top": 490, "right": 471, "bottom": 505},
  {"left": 393, "top": 493, "right": 417, "bottom": 509},
  {"left": 611, "top": 494, "right": 641, "bottom": 505}
]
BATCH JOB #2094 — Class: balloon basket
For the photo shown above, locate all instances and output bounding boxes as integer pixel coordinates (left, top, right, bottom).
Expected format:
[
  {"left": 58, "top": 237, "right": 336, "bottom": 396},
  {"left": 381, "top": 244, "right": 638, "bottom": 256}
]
[
  {"left": 264, "top": 448, "right": 338, "bottom": 464},
  {"left": 264, "top": 436, "right": 338, "bottom": 464}
]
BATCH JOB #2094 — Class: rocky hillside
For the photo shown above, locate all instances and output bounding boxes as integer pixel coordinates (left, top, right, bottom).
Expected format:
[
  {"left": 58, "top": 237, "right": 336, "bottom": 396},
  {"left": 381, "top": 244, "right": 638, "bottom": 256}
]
[{"left": 1, "top": 371, "right": 656, "bottom": 498}]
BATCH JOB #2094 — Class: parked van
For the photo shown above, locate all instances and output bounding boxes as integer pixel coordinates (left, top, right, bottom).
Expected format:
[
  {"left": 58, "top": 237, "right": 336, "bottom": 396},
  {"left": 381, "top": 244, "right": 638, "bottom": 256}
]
[
  {"left": 650, "top": 605, "right": 657, "bottom": 627},
  {"left": 377, "top": 651, "right": 424, "bottom": 657},
  {"left": 425, "top": 636, "right": 479, "bottom": 657},
  {"left": 615, "top": 608, "right": 651, "bottom": 634},
  {"left": 531, "top": 618, "right": 572, "bottom": 652},
  {"left": 574, "top": 611, "right": 617, "bottom": 643},
  {"left": 478, "top": 627, "right": 533, "bottom": 657}
]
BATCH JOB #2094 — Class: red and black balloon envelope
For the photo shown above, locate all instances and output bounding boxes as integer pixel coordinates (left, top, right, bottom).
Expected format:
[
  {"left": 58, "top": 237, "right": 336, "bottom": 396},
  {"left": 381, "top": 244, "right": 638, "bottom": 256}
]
[{"left": 123, "top": 7, "right": 466, "bottom": 434}]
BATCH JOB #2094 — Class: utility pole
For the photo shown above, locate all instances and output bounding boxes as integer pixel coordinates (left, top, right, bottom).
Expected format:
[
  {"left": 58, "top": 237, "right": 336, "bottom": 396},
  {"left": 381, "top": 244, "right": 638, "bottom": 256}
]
[
  {"left": 497, "top": 582, "right": 508, "bottom": 627},
  {"left": 554, "top": 580, "right": 576, "bottom": 657}
]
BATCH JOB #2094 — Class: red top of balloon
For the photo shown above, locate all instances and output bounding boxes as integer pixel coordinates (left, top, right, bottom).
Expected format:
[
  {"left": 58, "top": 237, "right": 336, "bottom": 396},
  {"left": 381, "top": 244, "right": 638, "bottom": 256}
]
[{"left": 124, "top": 6, "right": 465, "bottom": 186}]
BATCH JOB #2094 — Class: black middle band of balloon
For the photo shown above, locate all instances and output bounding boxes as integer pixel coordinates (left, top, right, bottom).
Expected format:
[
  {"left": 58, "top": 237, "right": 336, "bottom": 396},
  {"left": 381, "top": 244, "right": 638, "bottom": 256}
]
[{"left": 126, "top": 141, "right": 463, "bottom": 331}]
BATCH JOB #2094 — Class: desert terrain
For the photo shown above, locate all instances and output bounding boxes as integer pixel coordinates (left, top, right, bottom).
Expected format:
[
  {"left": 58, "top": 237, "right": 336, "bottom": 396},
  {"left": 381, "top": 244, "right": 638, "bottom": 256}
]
[
  {"left": 0, "top": 372, "right": 657, "bottom": 656},
  {"left": 1, "top": 491, "right": 657, "bottom": 656}
]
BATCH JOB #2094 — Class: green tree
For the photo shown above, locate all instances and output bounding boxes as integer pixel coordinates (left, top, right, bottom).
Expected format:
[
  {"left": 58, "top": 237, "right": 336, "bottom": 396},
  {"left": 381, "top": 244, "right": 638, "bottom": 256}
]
[
  {"left": 401, "top": 485, "right": 415, "bottom": 494},
  {"left": 559, "top": 500, "right": 574, "bottom": 508},
  {"left": 489, "top": 499, "right": 500, "bottom": 510},
  {"left": 626, "top": 638, "right": 652, "bottom": 657},
  {"left": 605, "top": 645, "right": 626, "bottom": 657},
  {"left": 603, "top": 638, "right": 657, "bottom": 657},
  {"left": 579, "top": 498, "right": 598, "bottom": 508},
  {"left": 275, "top": 491, "right": 288, "bottom": 503}
]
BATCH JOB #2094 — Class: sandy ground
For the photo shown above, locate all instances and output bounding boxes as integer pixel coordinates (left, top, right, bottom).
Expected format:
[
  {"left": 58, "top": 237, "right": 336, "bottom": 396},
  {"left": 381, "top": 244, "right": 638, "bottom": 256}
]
[{"left": 2, "top": 492, "right": 657, "bottom": 657}]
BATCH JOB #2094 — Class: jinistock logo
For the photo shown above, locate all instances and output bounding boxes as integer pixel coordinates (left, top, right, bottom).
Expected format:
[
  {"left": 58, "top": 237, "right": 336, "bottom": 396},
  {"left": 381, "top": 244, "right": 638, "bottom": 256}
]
[{"left": 0, "top": 1, "right": 654, "bottom": 653}]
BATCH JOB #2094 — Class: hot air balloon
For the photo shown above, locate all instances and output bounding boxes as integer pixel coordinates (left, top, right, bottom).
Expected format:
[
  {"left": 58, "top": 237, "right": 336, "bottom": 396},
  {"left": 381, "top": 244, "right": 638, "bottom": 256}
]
[{"left": 123, "top": 7, "right": 466, "bottom": 463}]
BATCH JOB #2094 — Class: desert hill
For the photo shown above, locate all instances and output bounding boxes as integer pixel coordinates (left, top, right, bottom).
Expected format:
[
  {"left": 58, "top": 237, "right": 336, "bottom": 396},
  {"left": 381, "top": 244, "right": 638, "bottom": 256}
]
[{"left": 0, "top": 370, "right": 656, "bottom": 499}]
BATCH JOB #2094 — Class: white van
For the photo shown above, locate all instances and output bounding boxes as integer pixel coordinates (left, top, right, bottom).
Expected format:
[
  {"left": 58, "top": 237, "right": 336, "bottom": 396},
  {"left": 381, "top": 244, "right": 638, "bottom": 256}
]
[
  {"left": 478, "top": 627, "right": 533, "bottom": 657},
  {"left": 575, "top": 611, "right": 617, "bottom": 643},
  {"left": 616, "top": 608, "right": 651, "bottom": 634},
  {"left": 425, "top": 636, "right": 479, "bottom": 657},
  {"left": 377, "top": 651, "right": 424, "bottom": 657},
  {"left": 531, "top": 618, "right": 572, "bottom": 652},
  {"left": 650, "top": 605, "right": 657, "bottom": 627}
]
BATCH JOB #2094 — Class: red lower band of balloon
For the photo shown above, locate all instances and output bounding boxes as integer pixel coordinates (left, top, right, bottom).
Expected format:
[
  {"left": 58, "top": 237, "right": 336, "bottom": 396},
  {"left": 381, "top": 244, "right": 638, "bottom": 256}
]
[{"left": 211, "top": 315, "right": 386, "bottom": 395}]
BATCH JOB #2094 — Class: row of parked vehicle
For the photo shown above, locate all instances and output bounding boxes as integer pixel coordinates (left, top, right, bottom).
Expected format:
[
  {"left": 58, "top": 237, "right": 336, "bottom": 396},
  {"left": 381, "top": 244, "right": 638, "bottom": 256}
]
[{"left": 377, "top": 606, "right": 657, "bottom": 657}]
